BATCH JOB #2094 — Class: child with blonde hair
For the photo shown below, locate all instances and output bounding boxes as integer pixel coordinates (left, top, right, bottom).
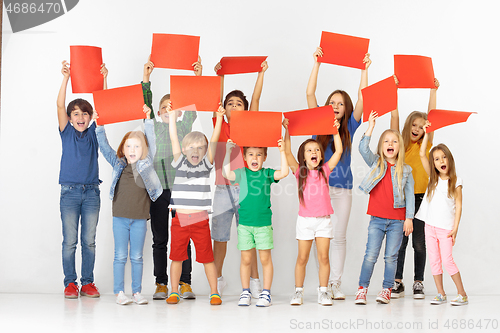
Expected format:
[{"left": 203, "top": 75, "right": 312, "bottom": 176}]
[
  {"left": 355, "top": 111, "right": 414, "bottom": 305},
  {"left": 416, "top": 123, "right": 467, "bottom": 305}
]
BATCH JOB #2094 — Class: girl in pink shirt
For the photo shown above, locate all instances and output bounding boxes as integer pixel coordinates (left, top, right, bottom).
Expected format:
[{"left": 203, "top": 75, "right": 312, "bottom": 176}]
[{"left": 283, "top": 119, "right": 342, "bottom": 306}]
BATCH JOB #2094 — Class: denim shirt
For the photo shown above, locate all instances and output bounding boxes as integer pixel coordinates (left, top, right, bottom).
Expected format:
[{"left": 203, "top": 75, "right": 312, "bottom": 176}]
[
  {"left": 96, "top": 120, "right": 163, "bottom": 202},
  {"left": 358, "top": 134, "right": 415, "bottom": 219}
]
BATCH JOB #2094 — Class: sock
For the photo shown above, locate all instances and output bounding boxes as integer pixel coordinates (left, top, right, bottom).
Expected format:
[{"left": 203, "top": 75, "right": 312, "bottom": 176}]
[
  {"left": 263, "top": 289, "right": 270, "bottom": 294},
  {"left": 243, "top": 288, "right": 250, "bottom": 292},
  {"left": 319, "top": 287, "right": 327, "bottom": 293},
  {"left": 295, "top": 287, "right": 304, "bottom": 292}
]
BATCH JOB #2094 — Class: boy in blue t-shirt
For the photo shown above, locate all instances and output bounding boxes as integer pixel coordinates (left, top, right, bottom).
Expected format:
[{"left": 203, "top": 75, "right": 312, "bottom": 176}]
[{"left": 57, "top": 60, "right": 107, "bottom": 299}]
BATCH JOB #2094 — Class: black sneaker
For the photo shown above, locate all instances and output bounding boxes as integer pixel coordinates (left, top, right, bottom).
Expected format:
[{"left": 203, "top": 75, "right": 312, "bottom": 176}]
[
  {"left": 391, "top": 281, "right": 404, "bottom": 298},
  {"left": 413, "top": 281, "right": 425, "bottom": 299}
]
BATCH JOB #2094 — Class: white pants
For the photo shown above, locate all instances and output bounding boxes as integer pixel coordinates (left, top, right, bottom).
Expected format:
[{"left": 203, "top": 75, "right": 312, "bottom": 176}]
[{"left": 314, "top": 186, "right": 352, "bottom": 284}]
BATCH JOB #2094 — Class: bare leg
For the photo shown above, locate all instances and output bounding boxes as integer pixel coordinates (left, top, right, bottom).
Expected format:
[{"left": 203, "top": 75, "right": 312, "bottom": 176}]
[
  {"left": 240, "top": 250, "right": 252, "bottom": 289},
  {"left": 295, "top": 240, "right": 313, "bottom": 288},
  {"left": 250, "top": 248, "right": 260, "bottom": 279},
  {"left": 259, "top": 249, "right": 273, "bottom": 290},
  {"left": 169, "top": 261, "right": 182, "bottom": 294},
  {"left": 433, "top": 274, "right": 445, "bottom": 295},
  {"left": 203, "top": 262, "right": 219, "bottom": 295},
  {"left": 315, "top": 237, "right": 331, "bottom": 287},
  {"left": 213, "top": 240, "right": 227, "bottom": 277},
  {"left": 451, "top": 271, "right": 466, "bottom": 296}
]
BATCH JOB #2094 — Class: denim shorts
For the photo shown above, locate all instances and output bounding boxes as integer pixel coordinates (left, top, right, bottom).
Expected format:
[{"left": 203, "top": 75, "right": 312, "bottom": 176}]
[
  {"left": 237, "top": 225, "right": 274, "bottom": 251},
  {"left": 211, "top": 185, "right": 240, "bottom": 242}
]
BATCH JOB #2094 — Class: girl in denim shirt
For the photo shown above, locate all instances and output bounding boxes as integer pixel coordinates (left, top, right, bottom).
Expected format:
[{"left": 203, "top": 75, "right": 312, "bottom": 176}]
[
  {"left": 96, "top": 106, "right": 163, "bottom": 305},
  {"left": 355, "top": 111, "right": 414, "bottom": 305}
]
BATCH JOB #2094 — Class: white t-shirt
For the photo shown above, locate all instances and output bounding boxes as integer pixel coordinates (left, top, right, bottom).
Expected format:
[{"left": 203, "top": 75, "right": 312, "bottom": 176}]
[{"left": 416, "top": 176, "right": 463, "bottom": 230}]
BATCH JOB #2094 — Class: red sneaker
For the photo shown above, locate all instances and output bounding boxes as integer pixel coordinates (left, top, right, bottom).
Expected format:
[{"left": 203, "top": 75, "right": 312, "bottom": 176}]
[
  {"left": 355, "top": 286, "right": 368, "bottom": 305},
  {"left": 64, "top": 283, "right": 79, "bottom": 299},
  {"left": 376, "top": 288, "right": 391, "bottom": 304},
  {"left": 80, "top": 283, "right": 100, "bottom": 298}
]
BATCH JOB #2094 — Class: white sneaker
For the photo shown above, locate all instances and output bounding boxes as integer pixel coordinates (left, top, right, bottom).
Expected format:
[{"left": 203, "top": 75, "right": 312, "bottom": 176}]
[
  {"left": 238, "top": 290, "right": 252, "bottom": 306},
  {"left": 133, "top": 292, "right": 148, "bottom": 305},
  {"left": 290, "top": 288, "right": 303, "bottom": 305},
  {"left": 318, "top": 288, "right": 333, "bottom": 306},
  {"left": 116, "top": 291, "right": 132, "bottom": 305},
  {"left": 217, "top": 276, "right": 227, "bottom": 296},
  {"left": 250, "top": 277, "right": 263, "bottom": 299},
  {"left": 329, "top": 281, "right": 346, "bottom": 300},
  {"left": 256, "top": 290, "right": 272, "bottom": 307}
]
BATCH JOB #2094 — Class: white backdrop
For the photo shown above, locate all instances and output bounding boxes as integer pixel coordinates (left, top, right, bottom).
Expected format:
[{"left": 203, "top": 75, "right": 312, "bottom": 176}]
[{"left": 1, "top": 0, "right": 499, "bottom": 296}]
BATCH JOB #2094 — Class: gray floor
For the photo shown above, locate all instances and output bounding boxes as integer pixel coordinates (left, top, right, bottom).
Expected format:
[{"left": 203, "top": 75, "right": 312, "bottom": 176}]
[{"left": 1, "top": 293, "right": 498, "bottom": 332}]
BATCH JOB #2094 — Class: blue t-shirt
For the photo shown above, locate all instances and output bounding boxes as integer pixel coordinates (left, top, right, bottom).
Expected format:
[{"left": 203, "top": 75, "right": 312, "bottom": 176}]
[
  {"left": 59, "top": 121, "right": 99, "bottom": 185},
  {"left": 313, "top": 112, "right": 361, "bottom": 189}
]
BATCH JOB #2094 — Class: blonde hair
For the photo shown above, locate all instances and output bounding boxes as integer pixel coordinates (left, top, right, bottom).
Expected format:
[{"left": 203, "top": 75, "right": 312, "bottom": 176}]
[
  {"left": 426, "top": 144, "right": 457, "bottom": 201},
  {"left": 369, "top": 129, "right": 406, "bottom": 193},
  {"left": 117, "top": 131, "right": 149, "bottom": 161},
  {"left": 402, "top": 111, "right": 427, "bottom": 151},
  {"left": 181, "top": 131, "right": 208, "bottom": 149}
]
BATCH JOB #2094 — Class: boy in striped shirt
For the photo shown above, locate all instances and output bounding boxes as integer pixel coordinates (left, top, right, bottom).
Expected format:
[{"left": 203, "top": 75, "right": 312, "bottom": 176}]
[{"left": 166, "top": 103, "right": 225, "bottom": 305}]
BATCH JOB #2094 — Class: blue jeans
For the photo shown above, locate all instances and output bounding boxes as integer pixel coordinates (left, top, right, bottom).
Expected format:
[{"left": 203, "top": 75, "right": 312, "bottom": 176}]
[
  {"left": 359, "top": 216, "right": 404, "bottom": 289},
  {"left": 211, "top": 185, "right": 240, "bottom": 242},
  {"left": 113, "top": 217, "right": 147, "bottom": 294},
  {"left": 60, "top": 184, "right": 100, "bottom": 287}
]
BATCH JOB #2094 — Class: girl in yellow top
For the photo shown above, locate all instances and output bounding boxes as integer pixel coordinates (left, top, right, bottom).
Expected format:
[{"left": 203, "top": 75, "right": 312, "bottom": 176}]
[{"left": 390, "top": 77, "right": 440, "bottom": 299}]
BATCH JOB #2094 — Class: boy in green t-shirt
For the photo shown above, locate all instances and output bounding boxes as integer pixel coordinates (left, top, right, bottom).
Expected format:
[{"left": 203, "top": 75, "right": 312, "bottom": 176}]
[{"left": 222, "top": 139, "right": 288, "bottom": 307}]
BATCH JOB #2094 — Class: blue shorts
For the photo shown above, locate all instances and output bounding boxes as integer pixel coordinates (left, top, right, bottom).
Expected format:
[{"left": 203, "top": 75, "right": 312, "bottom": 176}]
[{"left": 211, "top": 185, "right": 240, "bottom": 242}]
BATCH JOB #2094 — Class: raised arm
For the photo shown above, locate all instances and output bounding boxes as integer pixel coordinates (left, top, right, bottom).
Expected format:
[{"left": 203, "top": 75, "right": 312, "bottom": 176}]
[
  {"left": 222, "top": 139, "right": 236, "bottom": 182},
  {"left": 426, "top": 78, "right": 440, "bottom": 144},
  {"left": 419, "top": 121, "right": 432, "bottom": 176},
  {"left": 282, "top": 118, "right": 299, "bottom": 174},
  {"left": 101, "top": 63, "right": 108, "bottom": 90},
  {"left": 214, "top": 62, "right": 224, "bottom": 117},
  {"left": 57, "top": 61, "right": 71, "bottom": 131},
  {"left": 306, "top": 47, "right": 323, "bottom": 109},
  {"left": 142, "top": 56, "right": 155, "bottom": 118},
  {"left": 143, "top": 104, "right": 157, "bottom": 158},
  {"left": 352, "top": 53, "right": 371, "bottom": 122},
  {"left": 167, "top": 103, "right": 182, "bottom": 162},
  {"left": 448, "top": 185, "right": 463, "bottom": 245},
  {"left": 390, "top": 75, "right": 400, "bottom": 132},
  {"left": 327, "top": 120, "right": 343, "bottom": 171},
  {"left": 95, "top": 125, "right": 118, "bottom": 166},
  {"left": 273, "top": 139, "right": 289, "bottom": 180},
  {"left": 359, "top": 111, "right": 379, "bottom": 166},
  {"left": 193, "top": 56, "right": 203, "bottom": 76},
  {"left": 249, "top": 60, "right": 268, "bottom": 111},
  {"left": 208, "top": 105, "right": 226, "bottom": 165}
]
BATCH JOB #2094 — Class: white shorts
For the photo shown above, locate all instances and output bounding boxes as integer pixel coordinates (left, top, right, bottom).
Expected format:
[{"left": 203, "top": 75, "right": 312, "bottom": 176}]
[{"left": 296, "top": 216, "right": 333, "bottom": 240}]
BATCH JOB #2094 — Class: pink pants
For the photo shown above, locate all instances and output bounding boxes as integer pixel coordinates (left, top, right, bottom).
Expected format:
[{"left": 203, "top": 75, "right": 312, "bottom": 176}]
[{"left": 425, "top": 224, "right": 459, "bottom": 276}]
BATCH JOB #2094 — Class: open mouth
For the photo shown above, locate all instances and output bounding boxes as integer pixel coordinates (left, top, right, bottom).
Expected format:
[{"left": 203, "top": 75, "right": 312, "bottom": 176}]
[
  {"left": 311, "top": 156, "right": 318, "bottom": 163},
  {"left": 129, "top": 154, "right": 136, "bottom": 160},
  {"left": 191, "top": 156, "right": 199, "bottom": 163},
  {"left": 387, "top": 148, "right": 394, "bottom": 154},
  {"left": 251, "top": 161, "right": 258, "bottom": 168},
  {"left": 441, "top": 165, "right": 446, "bottom": 170},
  {"left": 412, "top": 131, "right": 419, "bottom": 138}
]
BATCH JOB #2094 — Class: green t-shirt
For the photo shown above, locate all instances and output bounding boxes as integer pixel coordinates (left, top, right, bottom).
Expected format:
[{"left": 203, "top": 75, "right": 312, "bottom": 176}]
[{"left": 232, "top": 168, "right": 278, "bottom": 227}]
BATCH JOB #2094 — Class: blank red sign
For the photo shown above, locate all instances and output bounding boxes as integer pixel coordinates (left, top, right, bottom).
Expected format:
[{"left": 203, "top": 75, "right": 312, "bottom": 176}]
[
  {"left": 150, "top": 33, "right": 200, "bottom": 70},
  {"left": 70, "top": 45, "right": 103, "bottom": 93},
  {"left": 93, "top": 84, "right": 145, "bottom": 125},
  {"left": 362, "top": 76, "right": 398, "bottom": 122},
  {"left": 426, "top": 109, "right": 476, "bottom": 132},
  {"left": 318, "top": 31, "right": 370, "bottom": 70},
  {"left": 230, "top": 111, "right": 282, "bottom": 147},
  {"left": 170, "top": 76, "right": 221, "bottom": 112},
  {"left": 284, "top": 106, "right": 337, "bottom": 136},
  {"left": 216, "top": 56, "right": 268, "bottom": 75},
  {"left": 394, "top": 55, "right": 435, "bottom": 88}
]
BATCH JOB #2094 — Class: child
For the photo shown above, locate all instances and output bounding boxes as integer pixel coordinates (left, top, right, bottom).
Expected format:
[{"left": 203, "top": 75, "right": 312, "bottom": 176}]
[
  {"left": 96, "top": 106, "right": 163, "bottom": 305},
  {"left": 306, "top": 47, "right": 371, "bottom": 299},
  {"left": 390, "top": 77, "right": 440, "bottom": 299},
  {"left": 57, "top": 60, "right": 107, "bottom": 299},
  {"left": 416, "top": 125, "right": 467, "bottom": 305},
  {"left": 223, "top": 138, "right": 289, "bottom": 307},
  {"left": 142, "top": 56, "right": 201, "bottom": 300},
  {"left": 165, "top": 103, "right": 226, "bottom": 306},
  {"left": 355, "top": 111, "right": 414, "bottom": 305},
  {"left": 283, "top": 118, "right": 342, "bottom": 306},
  {"left": 211, "top": 60, "right": 268, "bottom": 297}
]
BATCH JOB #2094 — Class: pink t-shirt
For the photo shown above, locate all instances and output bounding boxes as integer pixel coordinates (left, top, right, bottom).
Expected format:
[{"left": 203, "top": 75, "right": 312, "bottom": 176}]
[{"left": 294, "top": 164, "right": 334, "bottom": 217}]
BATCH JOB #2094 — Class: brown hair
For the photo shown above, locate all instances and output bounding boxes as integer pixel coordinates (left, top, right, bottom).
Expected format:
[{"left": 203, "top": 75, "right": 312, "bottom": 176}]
[
  {"left": 316, "top": 90, "right": 353, "bottom": 158},
  {"left": 243, "top": 147, "right": 268, "bottom": 156},
  {"left": 159, "top": 94, "right": 171, "bottom": 108},
  {"left": 296, "top": 139, "right": 327, "bottom": 206},
  {"left": 117, "top": 131, "right": 149, "bottom": 161},
  {"left": 223, "top": 90, "right": 249, "bottom": 110},
  {"left": 66, "top": 98, "right": 93, "bottom": 117},
  {"left": 426, "top": 144, "right": 457, "bottom": 201},
  {"left": 402, "top": 111, "right": 427, "bottom": 151}
]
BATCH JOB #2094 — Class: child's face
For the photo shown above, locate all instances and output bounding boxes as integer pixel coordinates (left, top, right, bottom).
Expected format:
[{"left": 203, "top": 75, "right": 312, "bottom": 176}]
[
  {"left": 244, "top": 148, "right": 267, "bottom": 172},
  {"left": 410, "top": 117, "right": 426, "bottom": 142},
  {"left": 432, "top": 149, "right": 449, "bottom": 177},
  {"left": 382, "top": 132, "right": 400, "bottom": 163},
  {"left": 182, "top": 140, "right": 207, "bottom": 166},
  {"left": 329, "top": 93, "right": 345, "bottom": 120},
  {"left": 69, "top": 106, "right": 91, "bottom": 132},
  {"left": 304, "top": 141, "right": 322, "bottom": 170},
  {"left": 158, "top": 99, "right": 182, "bottom": 123},
  {"left": 123, "top": 137, "right": 143, "bottom": 164}
]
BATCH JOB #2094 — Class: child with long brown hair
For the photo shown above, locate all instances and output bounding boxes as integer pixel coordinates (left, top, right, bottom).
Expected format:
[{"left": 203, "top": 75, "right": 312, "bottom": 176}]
[
  {"left": 283, "top": 118, "right": 342, "bottom": 306},
  {"left": 306, "top": 47, "right": 371, "bottom": 299},
  {"left": 415, "top": 123, "right": 467, "bottom": 306}
]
